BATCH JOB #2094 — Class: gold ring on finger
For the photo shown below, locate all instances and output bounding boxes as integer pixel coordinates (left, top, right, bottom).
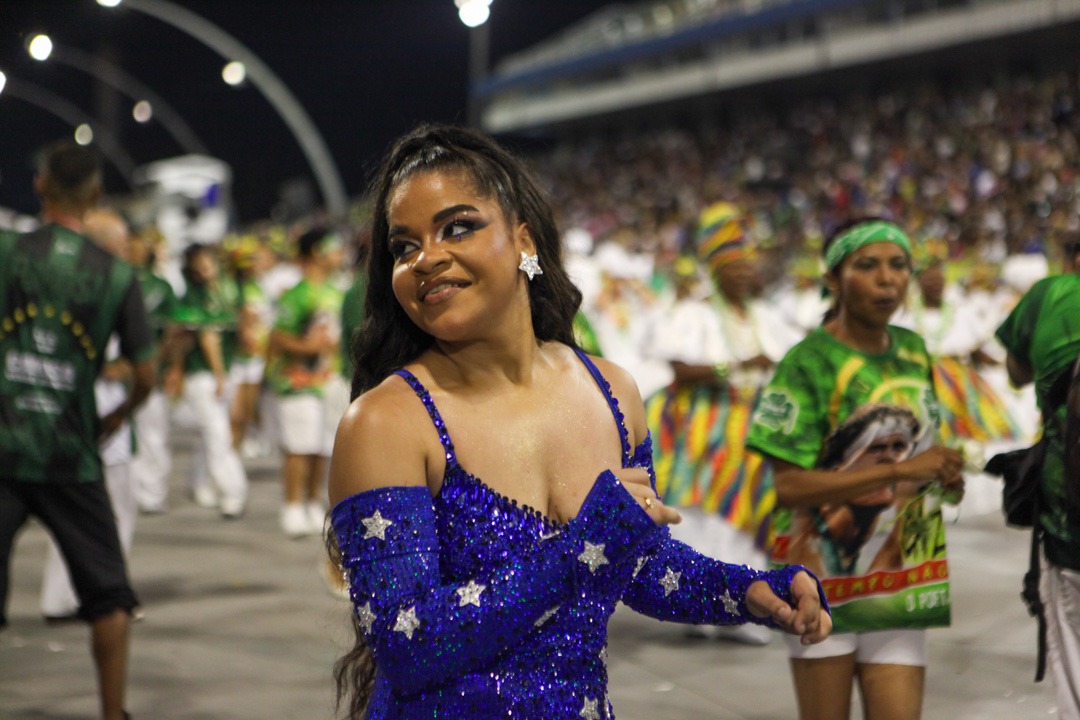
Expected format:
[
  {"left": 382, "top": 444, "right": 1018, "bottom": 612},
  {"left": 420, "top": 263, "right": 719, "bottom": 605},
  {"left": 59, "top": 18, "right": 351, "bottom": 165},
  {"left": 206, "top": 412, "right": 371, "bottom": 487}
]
[{"left": 645, "top": 498, "right": 654, "bottom": 510}]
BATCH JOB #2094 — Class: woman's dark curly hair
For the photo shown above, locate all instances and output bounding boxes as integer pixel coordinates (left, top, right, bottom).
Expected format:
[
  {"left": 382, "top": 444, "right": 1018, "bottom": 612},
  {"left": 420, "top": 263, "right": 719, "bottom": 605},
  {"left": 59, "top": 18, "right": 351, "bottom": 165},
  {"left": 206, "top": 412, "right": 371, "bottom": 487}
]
[
  {"left": 349, "top": 123, "right": 582, "bottom": 399},
  {"left": 333, "top": 124, "right": 582, "bottom": 718}
]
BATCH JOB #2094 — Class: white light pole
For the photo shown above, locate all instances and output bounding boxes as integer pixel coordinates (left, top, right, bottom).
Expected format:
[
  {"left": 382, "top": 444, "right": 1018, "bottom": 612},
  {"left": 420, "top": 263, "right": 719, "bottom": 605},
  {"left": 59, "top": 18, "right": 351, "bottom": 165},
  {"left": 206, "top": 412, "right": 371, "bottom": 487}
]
[
  {"left": 98, "top": 0, "right": 348, "bottom": 218},
  {"left": 456, "top": 0, "right": 493, "bottom": 127}
]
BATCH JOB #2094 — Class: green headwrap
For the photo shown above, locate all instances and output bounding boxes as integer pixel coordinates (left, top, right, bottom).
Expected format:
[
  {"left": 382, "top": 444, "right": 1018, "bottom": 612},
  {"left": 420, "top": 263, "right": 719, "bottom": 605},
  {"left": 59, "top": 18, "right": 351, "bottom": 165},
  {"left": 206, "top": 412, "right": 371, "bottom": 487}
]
[{"left": 825, "top": 221, "right": 912, "bottom": 271}]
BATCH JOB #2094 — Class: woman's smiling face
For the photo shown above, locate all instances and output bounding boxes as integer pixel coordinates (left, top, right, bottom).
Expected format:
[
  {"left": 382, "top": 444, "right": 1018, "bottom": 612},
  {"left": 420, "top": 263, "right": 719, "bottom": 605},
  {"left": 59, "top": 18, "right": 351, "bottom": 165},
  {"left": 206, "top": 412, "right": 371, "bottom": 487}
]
[{"left": 386, "top": 168, "right": 533, "bottom": 342}]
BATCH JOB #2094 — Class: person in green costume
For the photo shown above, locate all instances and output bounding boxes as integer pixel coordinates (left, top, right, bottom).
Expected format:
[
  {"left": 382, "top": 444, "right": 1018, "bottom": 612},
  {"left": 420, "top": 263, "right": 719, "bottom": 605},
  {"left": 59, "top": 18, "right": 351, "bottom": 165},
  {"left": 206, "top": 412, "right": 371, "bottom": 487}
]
[
  {"left": 746, "top": 219, "right": 965, "bottom": 720},
  {"left": 168, "top": 244, "right": 247, "bottom": 518}
]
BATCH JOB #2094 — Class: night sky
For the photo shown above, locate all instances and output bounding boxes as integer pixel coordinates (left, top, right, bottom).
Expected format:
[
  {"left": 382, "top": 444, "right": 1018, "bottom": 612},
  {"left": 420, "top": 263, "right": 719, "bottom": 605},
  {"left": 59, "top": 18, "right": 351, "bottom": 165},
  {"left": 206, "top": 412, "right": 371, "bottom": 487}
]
[{"left": 0, "top": 1, "right": 610, "bottom": 221}]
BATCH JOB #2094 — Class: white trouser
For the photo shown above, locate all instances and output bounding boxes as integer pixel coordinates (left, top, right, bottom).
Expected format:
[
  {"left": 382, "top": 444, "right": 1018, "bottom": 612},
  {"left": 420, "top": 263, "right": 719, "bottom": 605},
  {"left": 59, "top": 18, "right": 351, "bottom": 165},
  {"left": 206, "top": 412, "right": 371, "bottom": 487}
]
[
  {"left": 183, "top": 372, "right": 247, "bottom": 505},
  {"left": 1044, "top": 559, "right": 1080, "bottom": 720},
  {"left": 131, "top": 389, "right": 172, "bottom": 512},
  {"left": 667, "top": 507, "right": 767, "bottom": 570},
  {"left": 40, "top": 463, "right": 135, "bottom": 617}
]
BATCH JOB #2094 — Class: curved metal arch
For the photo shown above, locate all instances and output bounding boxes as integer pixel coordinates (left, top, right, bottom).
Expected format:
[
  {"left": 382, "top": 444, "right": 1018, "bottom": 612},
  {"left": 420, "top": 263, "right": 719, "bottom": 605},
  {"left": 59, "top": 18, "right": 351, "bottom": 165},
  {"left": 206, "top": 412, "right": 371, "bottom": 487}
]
[
  {"left": 1, "top": 76, "right": 136, "bottom": 185},
  {"left": 114, "top": 0, "right": 347, "bottom": 217}
]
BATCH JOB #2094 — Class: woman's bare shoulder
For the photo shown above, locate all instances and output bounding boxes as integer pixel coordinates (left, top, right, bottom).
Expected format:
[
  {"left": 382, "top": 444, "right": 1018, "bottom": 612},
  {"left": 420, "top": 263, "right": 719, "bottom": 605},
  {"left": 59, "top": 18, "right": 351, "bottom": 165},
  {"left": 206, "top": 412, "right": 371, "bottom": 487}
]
[
  {"left": 329, "top": 374, "right": 432, "bottom": 505},
  {"left": 582, "top": 353, "right": 648, "bottom": 448}
]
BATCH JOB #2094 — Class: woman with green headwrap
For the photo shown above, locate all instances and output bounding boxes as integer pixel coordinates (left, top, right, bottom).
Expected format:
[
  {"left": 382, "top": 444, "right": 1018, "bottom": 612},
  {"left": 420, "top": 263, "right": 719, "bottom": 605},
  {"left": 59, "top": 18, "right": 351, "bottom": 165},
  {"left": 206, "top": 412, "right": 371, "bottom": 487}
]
[
  {"left": 645, "top": 202, "right": 798, "bottom": 644},
  {"left": 746, "top": 219, "right": 965, "bottom": 720}
]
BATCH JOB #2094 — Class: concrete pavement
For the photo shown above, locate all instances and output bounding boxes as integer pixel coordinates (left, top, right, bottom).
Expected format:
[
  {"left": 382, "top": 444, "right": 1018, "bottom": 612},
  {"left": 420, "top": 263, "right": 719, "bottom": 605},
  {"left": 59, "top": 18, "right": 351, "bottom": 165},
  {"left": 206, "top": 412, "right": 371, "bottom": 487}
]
[{"left": 0, "top": 431, "right": 1059, "bottom": 719}]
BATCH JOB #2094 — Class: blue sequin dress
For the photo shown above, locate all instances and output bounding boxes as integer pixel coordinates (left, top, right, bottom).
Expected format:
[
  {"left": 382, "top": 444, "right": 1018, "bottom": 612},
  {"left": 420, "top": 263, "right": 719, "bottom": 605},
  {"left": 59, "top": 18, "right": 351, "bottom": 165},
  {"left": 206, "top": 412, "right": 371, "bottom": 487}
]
[{"left": 332, "top": 349, "right": 820, "bottom": 719}]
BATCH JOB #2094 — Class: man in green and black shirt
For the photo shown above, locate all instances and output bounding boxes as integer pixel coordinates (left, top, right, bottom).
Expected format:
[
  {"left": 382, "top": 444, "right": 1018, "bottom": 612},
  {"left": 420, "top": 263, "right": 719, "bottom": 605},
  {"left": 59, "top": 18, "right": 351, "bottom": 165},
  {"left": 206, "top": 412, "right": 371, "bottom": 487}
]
[
  {"left": 997, "top": 273, "right": 1080, "bottom": 715},
  {"left": 0, "top": 142, "right": 154, "bottom": 720}
]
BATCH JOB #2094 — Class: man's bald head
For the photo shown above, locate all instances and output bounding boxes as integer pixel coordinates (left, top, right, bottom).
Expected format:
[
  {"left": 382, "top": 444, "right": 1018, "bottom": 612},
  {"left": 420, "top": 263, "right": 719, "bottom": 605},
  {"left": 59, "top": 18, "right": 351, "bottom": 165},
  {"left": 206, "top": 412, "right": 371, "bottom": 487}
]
[{"left": 84, "top": 209, "right": 130, "bottom": 261}]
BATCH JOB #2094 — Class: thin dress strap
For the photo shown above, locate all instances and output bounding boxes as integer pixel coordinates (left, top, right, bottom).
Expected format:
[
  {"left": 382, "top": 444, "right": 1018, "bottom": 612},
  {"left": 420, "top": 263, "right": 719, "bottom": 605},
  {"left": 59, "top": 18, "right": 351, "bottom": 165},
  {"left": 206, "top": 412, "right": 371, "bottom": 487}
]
[
  {"left": 572, "top": 348, "right": 632, "bottom": 461},
  {"left": 394, "top": 369, "right": 459, "bottom": 467}
]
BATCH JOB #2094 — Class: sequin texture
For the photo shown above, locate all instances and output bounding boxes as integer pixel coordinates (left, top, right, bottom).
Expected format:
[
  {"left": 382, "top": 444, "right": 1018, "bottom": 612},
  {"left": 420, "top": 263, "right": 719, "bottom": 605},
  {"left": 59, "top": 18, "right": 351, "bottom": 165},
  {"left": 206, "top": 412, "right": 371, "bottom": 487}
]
[{"left": 332, "top": 350, "right": 827, "bottom": 719}]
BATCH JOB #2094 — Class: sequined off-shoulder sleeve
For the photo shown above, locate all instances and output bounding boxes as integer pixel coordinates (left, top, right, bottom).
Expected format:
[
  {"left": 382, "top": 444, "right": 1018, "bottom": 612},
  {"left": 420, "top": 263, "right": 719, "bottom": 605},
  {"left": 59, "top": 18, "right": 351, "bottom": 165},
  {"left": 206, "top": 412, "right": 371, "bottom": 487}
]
[{"left": 331, "top": 472, "right": 658, "bottom": 697}]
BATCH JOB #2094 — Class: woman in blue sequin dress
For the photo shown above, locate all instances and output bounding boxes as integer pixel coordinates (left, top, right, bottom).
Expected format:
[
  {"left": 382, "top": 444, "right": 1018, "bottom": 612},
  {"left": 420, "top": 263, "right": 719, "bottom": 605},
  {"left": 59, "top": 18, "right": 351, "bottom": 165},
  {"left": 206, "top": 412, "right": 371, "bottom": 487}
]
[{"left": 328, "top": 125, "right": 832, "bottom": 719}]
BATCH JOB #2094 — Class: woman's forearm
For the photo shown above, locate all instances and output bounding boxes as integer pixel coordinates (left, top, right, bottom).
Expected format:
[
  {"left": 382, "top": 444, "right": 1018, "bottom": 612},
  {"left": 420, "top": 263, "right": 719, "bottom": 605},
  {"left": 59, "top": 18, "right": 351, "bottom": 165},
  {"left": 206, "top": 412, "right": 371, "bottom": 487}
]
[{"left": 774, "top": 463, "right": 898, "bottom": 508}]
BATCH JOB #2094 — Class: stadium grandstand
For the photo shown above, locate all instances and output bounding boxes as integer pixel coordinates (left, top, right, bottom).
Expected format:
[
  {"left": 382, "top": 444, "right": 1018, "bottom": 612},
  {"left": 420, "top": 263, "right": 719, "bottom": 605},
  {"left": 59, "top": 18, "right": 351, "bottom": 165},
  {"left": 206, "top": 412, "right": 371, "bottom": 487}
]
[{"left": 477, "top": 0, "right": 1080, "bottom": 133}]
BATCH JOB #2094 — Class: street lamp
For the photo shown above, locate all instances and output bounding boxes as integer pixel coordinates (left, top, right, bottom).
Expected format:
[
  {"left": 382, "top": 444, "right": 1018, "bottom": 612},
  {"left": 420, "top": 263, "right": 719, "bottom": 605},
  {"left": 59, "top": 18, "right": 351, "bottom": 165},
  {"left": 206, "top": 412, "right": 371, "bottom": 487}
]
[
  {"left": 28, "top": 35, "right": 54, "bottom": 61},
  {"left": 75, "top": 124, "right": 95, "bottom": 145},
  {"left": 457, "top": 1, "right": 493, "bottom": 126},
  {"left": 456, "top": 0, "right": 492, "bottom": 27},
  {"left": 221, "top": 61, "right": 246, "bottom": 86},
  {"left": 133, "top": 99, "right": 152, "bottom": 122}
]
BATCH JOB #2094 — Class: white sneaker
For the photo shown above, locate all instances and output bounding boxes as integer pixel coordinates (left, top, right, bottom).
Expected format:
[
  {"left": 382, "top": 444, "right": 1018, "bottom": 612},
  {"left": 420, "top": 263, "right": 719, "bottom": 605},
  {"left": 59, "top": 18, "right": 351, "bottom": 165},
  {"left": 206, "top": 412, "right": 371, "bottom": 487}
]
[
  {"left": 192, "top": 486, "right": 218, "bottom": 509},
  {"left": 281, "top": 503, "right": 311, "bottom": 538},
  {"left": 306, "top": 501, "right": 328, "bottom": 537},
  {"left": 220, "top": 496, "right": 245, "bottom": 519}
]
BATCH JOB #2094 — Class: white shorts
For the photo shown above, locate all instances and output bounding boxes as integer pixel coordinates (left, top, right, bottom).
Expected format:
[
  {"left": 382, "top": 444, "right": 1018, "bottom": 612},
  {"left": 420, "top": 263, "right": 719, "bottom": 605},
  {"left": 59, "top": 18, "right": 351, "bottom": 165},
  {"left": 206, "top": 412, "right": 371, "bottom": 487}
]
[
  {"left": 784, "top": 629, "right": 927, "bottom": 666},
  {"left": 229, "top": 356, "right": 266, "bottom": 385},
  {"left": 278, "top": 393, "right": 334, "bottom": 456}
]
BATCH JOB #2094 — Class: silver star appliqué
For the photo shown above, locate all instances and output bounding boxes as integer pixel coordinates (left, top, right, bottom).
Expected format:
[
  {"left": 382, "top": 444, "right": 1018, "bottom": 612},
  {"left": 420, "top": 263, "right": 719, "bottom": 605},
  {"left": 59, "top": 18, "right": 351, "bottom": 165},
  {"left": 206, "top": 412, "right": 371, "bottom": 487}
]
[
  {"left": 535, "top": 605, "right": 560, "bottom": 627},
  {"left": 659, "top": 568, "right": 681, "bottom": 597},
  {"left": 356, "top": 602, "right": 376, "bottom": 634},
  {"left": 455, "top": 580, "right": 486, "bottom": 607},
  {"left": 579, "top": 696, "right": 601, "bottom": 720},
  {"left": 519, "top": 251, "right": 543, "bottom": 281},
  {"left": 578, "top": 541, "right": 609, "bottom": 574},
  {"left": 720, "top": 589, "right": 740, "bottom": 616},
  {"left": 632, "top": 556, "right": 648, "bottom": 578},
  {"left": 393, "top": 606, "right": 420, "bottom": 639},
  {"left": 361, "top": 510, "right": 393, "bottom": 540}
]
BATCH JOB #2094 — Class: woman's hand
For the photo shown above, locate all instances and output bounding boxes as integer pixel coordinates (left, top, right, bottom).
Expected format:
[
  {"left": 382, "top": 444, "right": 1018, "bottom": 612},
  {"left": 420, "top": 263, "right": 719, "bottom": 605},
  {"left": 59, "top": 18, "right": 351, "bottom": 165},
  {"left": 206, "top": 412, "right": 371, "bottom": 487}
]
[
  {"left": 895, "top": 445, "right": 963, "bottom": 485},
  {"left": 612, "top": 467, "right": 681, "bottom": 526},
  {"left": 746, "top": 570, "right": 831, "bottom": 645}
]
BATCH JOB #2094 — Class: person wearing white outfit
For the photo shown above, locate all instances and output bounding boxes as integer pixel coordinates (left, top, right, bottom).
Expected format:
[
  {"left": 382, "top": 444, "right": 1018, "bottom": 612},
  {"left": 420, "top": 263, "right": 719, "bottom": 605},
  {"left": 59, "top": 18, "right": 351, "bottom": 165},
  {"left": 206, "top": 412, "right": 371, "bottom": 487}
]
[
  {"left": 127, "top": 229, "right": 177, "bottom": 514},
  {"left": 267, "top": 229, "right": 346, "bottom": 537},
  {"left": 168, "top": 244, "right": 247, "bottom": 518},
  {"left": 41, "top": 343, "right": 136, "bottom": 618}
]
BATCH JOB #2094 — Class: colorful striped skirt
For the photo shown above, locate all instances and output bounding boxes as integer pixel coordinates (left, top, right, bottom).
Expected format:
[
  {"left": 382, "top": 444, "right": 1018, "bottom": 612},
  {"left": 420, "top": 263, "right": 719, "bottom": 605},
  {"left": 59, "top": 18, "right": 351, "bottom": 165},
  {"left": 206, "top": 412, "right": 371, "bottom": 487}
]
[
  {"left": 645, "top": 382, "right": 775, "bottom": 550},
  {"left": 933, "top": 357, "right": 1021, "bottom": 444}
]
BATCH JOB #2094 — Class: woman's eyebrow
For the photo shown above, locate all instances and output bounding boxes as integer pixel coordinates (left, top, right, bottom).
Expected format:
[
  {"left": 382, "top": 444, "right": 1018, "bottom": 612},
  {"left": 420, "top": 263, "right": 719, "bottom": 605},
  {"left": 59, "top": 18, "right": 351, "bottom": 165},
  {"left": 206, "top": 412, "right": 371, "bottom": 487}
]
[
  {"left": 432, "top": 204, "right": 479, "bottom": 224},
  {"left": 388, "top": 204, "right": 480, "bottom": 239}
]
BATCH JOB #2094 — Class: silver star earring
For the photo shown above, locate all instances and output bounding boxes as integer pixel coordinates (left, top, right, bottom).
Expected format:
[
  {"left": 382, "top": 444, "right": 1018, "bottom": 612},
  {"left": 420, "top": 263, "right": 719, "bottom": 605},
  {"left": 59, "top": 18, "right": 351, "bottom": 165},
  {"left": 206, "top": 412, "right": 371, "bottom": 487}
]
[{"left": 519, "top": 251, "right": 543, "bottom": 281}]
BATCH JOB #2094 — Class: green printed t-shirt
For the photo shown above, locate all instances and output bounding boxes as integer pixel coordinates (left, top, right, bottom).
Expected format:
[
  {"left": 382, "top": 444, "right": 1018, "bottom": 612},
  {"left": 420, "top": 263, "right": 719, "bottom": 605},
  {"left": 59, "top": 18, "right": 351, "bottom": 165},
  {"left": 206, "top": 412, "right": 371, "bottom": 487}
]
[
  {"left": 173, "top": 280, "right": 240, "bottom": 375},
  {"left": 137, "top": 268, "right": 177, "bottom": 339},
  {"left": 996, "top": 274, "right": 1080, "bottom": 571},
  {"left": 339, "top": 271, "right": 367, "bottom": 382},
  {"left": 0, "top": 225, "right": 154, "bottom": 483},
  {"left": 746, "top": 326, "right": 951, "bottom": 633},
  {"left": 270, "top": 278, "right": 344, "bottom": 396}
]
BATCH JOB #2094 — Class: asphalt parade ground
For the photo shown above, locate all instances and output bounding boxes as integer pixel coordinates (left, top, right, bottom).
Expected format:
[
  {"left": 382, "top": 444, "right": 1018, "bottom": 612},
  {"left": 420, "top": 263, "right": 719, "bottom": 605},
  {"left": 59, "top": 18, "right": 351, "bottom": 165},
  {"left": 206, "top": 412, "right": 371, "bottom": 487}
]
[{"left": 1, "top": 429, "right": 1059, "bottom": 719}]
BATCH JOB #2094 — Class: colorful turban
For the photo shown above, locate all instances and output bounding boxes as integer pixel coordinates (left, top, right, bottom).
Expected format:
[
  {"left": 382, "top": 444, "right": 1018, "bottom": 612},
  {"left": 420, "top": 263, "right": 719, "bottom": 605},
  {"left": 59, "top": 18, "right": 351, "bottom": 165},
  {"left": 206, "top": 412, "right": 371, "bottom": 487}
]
[
  {"left": 911, "top": 237, "right": 948, "bottom": 272},
  {"left": 695, "top": 202, "right": 755, "bottom": 271},
  {"left": 824, "top": 220, "right": 912, "bottom": 271}
]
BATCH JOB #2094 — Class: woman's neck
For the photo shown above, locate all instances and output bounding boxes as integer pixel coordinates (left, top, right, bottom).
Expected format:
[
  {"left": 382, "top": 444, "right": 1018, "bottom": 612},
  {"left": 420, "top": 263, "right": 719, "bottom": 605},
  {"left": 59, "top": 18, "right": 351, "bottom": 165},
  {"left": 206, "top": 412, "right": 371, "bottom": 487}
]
[
  {"left": 429, "top": 307, "right": 545, "bottom": 392},
  {"left": 719, "top": 289, "right": 747, "bottom": 313},
  {"left": 825, "top": 311, "right": 891, "bottom": 354},
  {"left": 922, "top": 294, "right": 943, "bottom": 309}
]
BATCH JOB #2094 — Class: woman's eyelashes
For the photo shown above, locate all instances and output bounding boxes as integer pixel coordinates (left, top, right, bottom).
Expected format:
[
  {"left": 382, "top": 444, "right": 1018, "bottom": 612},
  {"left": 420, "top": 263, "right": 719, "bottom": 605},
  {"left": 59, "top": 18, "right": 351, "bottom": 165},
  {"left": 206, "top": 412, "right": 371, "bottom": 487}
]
[
  {"left": 389, "top": 238, "right": 418, "bottom": 260},
  {"left": 388, "top": 218, "right": 484, "bottom": 260},
  {"left": 442, "top": 218, "right": 480, "bottom": 241}
]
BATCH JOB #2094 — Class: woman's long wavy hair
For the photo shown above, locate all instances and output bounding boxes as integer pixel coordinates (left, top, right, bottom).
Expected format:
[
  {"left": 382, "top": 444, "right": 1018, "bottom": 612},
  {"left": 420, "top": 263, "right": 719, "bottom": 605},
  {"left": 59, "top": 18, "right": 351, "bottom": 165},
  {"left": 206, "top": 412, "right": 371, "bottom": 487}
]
[{"left": 333, "top": 124, "right": 582, "bottom": 718}]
